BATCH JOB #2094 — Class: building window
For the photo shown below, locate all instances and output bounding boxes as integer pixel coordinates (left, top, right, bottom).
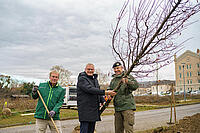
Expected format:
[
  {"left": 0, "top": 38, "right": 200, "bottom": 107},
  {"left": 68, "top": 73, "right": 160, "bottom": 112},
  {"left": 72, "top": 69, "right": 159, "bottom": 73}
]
[
  {"left": 198, "top": 80, "right": 200, "bottom": 83},
  {"left": 198, "top": 72, "right": 200, "bottom": 76},
  {"left": 190, "top": 72, "right": 192, "bottom": 77},
  {"left": 187, "top": 72, "right": 189, "bottom": 77},
  {"left": 190, "top": 64, "right": 191, "bottom": 69},
  {"left": 180, "top": 88, "right": 182, "bottom": 91},
  {"left": 187, "top": 80, "right": 189, "bottom": 84},
  {"left": 179, "top": 65, "right": 181, "bottom": 70},
  {"left": 190, "top": 80, "right": 192, "bottom": 84},
  {"left": 187, "top": 64, "right": 189, "bottom": 69},
  {"left": 197, "top": 63, "right": 200, "bottom": 68},
  {"left": 179, "top": 73, "right": 182, "bottom": 78}
]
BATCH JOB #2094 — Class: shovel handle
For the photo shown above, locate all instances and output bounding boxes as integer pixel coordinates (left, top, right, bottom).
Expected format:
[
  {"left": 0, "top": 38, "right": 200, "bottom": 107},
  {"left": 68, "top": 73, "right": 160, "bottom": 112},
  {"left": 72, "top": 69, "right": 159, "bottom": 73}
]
[{"left": 37, "top": 90, "right": 60, "bottom": 133}]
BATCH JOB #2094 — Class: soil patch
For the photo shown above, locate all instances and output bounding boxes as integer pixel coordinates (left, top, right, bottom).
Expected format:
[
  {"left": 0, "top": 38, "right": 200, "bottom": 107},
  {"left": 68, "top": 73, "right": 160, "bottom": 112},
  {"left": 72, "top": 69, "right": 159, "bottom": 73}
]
[{"left": 154, "top": 113, "right": 200, "bottom": 133}]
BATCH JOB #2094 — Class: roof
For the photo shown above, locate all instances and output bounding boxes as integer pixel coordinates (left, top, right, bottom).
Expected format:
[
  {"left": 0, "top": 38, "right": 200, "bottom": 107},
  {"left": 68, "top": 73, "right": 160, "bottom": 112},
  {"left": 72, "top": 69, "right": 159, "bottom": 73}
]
[{"left": 175, "top": 50, "right": 200, "bottom": 62}]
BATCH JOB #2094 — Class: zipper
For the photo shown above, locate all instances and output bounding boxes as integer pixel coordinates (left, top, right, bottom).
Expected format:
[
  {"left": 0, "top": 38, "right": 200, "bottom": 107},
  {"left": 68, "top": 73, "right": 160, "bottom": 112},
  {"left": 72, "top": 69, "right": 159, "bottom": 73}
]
[{"left": 43, "top": 82, "right": 53, "bottom": 119}]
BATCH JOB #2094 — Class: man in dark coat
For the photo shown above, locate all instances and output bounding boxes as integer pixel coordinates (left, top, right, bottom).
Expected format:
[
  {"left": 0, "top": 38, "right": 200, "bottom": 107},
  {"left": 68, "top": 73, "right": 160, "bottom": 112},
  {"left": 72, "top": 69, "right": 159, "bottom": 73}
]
[{"left": 77, "top": 63, "right": 116, "bottom": 133}]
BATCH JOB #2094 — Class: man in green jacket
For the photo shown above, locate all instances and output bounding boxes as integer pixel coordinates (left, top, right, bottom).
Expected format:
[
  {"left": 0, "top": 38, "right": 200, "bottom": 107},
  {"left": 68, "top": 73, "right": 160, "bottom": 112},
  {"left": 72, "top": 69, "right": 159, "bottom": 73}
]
[
  {"left": 32, "top": 70, "right": 66, "bottom": 133},
  {"left": 109, "top": 62, "right": 139, "bottom": 133}
]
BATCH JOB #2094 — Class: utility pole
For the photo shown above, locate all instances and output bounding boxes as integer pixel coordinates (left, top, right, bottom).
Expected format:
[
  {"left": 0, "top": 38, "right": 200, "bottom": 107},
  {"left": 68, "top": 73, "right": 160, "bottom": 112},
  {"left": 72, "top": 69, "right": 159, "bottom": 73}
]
[
  {"left": 156, "top": 63, "right": 159, "bottom": 97},
  {"left": 182, "top": 63, "right": 186, "bottom": 101}
]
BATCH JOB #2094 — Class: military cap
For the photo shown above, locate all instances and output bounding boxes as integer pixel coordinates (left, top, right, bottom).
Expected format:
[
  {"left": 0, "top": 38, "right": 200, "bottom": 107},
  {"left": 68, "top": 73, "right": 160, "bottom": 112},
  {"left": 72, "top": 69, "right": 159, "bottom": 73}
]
[{"left": 112, "top": 62, "right": 122, "bottom": 68}]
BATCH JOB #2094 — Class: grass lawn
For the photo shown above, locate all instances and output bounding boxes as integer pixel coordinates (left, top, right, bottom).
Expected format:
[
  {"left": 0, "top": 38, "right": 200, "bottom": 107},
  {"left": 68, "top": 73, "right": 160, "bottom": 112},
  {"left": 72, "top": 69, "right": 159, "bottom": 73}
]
[{"left": 0, "top": 109, "right": 78, "bottom": 127}]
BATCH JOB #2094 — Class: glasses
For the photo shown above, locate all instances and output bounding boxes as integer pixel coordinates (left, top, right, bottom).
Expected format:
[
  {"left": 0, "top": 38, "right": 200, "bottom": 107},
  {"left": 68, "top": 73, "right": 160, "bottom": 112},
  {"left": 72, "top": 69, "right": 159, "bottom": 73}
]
[{"left": 87, "top": 69, "right": 94, "bottom": 71}]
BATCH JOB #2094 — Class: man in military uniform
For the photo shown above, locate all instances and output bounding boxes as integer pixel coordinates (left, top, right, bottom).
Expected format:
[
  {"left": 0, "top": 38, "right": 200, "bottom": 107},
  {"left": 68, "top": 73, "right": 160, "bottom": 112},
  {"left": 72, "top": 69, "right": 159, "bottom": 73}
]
[{"left": 109, "top": 62, "right": 139, "bottom": 133}]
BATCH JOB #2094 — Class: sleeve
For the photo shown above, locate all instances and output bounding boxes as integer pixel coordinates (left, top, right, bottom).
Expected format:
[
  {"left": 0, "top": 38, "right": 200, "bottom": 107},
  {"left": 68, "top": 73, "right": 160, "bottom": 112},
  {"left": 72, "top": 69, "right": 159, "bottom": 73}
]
[
  {"left": 107, "top": 79, "right": 114, "bottom": 91},
  {"left": 32, "top": 84, "right": 41, "bottom": 99},
  {"left": 53, "top": 88, "right": 66, "bottom": 114},
  {"left": 100, "top": 95, "right": 106, "bottom": 103},
  {"left": 77, "top": 76, "right": 105, "bottom": 95},
  {"left": 126, "top": 75, "right": 139, "bottom": 92}
]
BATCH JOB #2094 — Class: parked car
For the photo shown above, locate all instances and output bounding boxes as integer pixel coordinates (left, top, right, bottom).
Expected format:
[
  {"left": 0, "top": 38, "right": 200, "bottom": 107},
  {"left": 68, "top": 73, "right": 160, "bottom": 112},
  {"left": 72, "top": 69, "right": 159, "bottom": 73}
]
[
  {"left": 63, "top": 86, "right": 77, "bottom": 109},
  {"left": 174, "top": 91, "right": 180, "bottom": 95},
  {"left": 191, "top": 90, "right": 200, "bottom": 95}
]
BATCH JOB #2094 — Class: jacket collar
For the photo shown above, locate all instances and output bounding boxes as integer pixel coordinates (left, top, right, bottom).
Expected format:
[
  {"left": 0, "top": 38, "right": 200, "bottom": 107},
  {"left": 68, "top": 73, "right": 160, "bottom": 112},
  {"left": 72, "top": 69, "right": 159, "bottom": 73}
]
[
  {"left": 48, "top": 81, "right": 59, "bottom": 88},
  {"left": 112, "top": 71, "right": 125, "bottom": 78},
  {"left": 79, "top": 72, "right": 98, "bottom": 79}
]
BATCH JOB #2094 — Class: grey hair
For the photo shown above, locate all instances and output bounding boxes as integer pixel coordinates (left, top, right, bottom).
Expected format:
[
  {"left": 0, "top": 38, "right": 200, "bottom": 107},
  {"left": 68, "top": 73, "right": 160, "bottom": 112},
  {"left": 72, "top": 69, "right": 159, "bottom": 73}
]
[{"left": 85, "top": 63, "right": 94, "bottom": 68}]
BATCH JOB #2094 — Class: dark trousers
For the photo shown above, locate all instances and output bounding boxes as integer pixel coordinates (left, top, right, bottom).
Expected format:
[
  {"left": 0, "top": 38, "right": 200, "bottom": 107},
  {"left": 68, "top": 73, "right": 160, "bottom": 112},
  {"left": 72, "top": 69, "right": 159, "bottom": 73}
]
[{"left": 80, "top": 121, "right": 96, "bottom": 133}]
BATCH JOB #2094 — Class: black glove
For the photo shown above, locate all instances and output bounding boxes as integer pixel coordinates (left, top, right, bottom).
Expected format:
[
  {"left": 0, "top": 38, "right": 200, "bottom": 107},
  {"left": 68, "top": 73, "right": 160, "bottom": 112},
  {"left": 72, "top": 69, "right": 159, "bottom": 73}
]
[
  {"left": 32, "top": 85, "right": 38, "bottom": 93},
  {"left": 49, "top": 110, "right": 56, "bottom": 118}
]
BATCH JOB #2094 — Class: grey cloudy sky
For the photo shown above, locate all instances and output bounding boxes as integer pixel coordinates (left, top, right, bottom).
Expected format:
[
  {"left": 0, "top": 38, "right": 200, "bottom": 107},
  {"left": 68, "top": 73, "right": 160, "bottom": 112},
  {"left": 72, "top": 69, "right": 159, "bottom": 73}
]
[{"left": 0, "top": 0, "right": 200, "bottom": 83}]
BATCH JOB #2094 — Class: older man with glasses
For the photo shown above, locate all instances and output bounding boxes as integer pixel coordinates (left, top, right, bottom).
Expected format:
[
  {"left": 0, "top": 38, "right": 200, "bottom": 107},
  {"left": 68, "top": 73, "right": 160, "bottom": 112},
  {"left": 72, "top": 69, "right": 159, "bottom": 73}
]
[{"left": 77, "top": 63, "right": 116, "bottom": 133}]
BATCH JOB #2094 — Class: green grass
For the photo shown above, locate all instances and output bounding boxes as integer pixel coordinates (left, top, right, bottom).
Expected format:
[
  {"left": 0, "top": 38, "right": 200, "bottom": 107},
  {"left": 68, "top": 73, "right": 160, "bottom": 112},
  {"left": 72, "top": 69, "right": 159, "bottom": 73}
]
[
  {"left": 0, "top": 113, "right": 34, "bottom": 127},
  {"left": 136, "top": 106, "right": 158, "bottom": 111},
  {"left": 0, "top": 109, "right": 78, "bottom": 128},
  {"left": 60, "top": 109, "right": 78, "bottom": 119}
]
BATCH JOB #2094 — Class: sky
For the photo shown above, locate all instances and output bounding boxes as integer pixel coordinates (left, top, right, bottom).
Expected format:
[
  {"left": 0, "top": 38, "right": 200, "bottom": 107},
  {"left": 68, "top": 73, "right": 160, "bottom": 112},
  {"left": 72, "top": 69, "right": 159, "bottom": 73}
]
[{"left": 0, "top": 0, "right": 200, "bottom": 84}]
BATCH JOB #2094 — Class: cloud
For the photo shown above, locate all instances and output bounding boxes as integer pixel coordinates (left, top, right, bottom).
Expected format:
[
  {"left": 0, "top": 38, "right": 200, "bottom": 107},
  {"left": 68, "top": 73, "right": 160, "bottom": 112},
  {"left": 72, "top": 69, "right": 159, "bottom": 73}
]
[
  {"left": 0, "top": 0, "right": 199, "bottom": 82},
  {"left": 0, "top": 0, "right": 122, "bottom": 80}
]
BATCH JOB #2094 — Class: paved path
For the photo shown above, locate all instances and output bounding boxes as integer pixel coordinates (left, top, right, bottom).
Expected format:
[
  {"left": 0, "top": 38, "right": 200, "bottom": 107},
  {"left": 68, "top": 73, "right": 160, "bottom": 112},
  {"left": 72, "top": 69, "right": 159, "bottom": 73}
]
[{"left": 0, "top": 104, "right": 200, "bottom": 133}]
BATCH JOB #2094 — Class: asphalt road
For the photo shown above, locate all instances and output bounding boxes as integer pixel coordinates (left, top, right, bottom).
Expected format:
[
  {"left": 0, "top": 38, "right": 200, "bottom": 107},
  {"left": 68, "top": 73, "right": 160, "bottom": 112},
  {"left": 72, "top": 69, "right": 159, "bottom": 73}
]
[{"left": 0, "top": 103, "right": 200, "bottom": 133}]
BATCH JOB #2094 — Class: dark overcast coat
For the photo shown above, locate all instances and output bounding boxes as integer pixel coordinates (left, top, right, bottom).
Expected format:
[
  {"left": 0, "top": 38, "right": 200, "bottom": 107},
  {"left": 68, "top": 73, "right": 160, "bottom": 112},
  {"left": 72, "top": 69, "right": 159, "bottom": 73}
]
[{"left": 77, "top": 72, "right": 105, "bottom": 122}]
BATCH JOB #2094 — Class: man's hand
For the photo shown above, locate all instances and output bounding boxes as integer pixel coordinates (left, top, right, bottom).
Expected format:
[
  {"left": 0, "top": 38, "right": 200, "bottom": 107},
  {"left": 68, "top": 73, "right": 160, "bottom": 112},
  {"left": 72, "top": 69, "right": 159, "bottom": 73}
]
[
  {"left": 49, "top": 110, "right": 55, "bottom": 118},
  {"left": 107, "top": 95, "right": 112, "bottom": 100},
  {"left": 32, "top": 85, "right": 38, "bottom": 93},
  {"left": 122, "top": 78, "right": 128, "bottom": 84},
  {"left": 106, "top": 90, "right": 117, "bottom": 97}
]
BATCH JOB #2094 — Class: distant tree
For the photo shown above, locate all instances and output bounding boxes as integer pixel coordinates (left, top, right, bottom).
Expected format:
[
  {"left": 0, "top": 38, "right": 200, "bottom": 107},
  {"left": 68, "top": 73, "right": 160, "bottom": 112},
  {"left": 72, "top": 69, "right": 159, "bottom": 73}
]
[
  {"left": 0, "top": 74, "right": 13, "bottom": 98},
  {"left": 21, "top": 82, "right": 35, "bottom": 95},
  {"left": 111, "top": 0, "right": 200, "bottom": 78},
  {"left": 50, "top": 65, "right": 72, "bottom": 86},
  {"left": 0, "top": 75, "right": 11, "bottom": 90},
  {"left": 95, "top": 68, "right": 109, "bottom": 86}
]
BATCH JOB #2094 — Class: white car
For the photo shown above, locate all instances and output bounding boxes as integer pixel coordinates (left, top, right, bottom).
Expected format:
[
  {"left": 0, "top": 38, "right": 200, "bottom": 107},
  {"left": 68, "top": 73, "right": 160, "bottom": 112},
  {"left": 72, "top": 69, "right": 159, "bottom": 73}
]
[
  {"left": 63, "top": 86, "right": 77, "bottom": 109},
  {"left": 191, "top": 90, "right": 200, "bottom": 95}
]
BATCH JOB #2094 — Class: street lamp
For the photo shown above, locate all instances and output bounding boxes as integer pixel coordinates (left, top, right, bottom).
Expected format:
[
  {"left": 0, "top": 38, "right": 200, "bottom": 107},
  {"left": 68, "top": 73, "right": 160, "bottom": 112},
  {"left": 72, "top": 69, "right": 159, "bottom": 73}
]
[{"left": 182, "top": 63, "right": 186, "bottom": 101}]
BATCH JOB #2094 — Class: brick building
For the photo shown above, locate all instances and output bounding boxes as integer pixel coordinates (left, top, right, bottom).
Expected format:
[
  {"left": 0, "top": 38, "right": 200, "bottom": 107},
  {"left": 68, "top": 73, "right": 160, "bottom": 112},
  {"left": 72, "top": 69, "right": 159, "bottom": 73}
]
[{"left": 174, "top": 49, "right": 200, "bottom": 92}]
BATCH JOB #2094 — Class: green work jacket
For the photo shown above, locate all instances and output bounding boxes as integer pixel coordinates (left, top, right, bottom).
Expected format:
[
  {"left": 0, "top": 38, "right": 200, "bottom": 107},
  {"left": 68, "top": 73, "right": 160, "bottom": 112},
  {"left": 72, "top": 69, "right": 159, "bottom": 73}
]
[
  {"left": 32, "top": 81, "right": 66, "bottom": 120},
  {"left": 109, "top": 72, "right": 139, "bottom": 111}
]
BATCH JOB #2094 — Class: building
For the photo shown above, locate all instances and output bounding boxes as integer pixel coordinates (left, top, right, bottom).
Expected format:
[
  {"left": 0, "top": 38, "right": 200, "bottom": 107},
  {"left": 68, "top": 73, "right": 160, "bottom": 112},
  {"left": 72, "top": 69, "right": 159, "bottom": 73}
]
[
  {"left": 174, "top": 49, "right": 200, "bottom": 92},
  {"left": 133, "top": 80, "right": 175, "bottom": 96},
  {"left": 133, "top": 81, "right": 153, "bottom": 96},
  {"left": 133, "top": 87, "right": 150, "bottom": 96},
  {"left": 151, "top": 80, "right": 175, "bottom": 95}
]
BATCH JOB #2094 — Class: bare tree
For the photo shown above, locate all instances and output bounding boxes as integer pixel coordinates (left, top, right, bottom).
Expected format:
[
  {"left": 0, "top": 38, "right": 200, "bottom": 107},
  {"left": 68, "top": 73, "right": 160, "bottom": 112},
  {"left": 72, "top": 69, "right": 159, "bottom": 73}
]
[
  {"left": 50, "top": 65, "right": 72, "bottom": 86},
  {"left": 95, "top": 68, "right": 109, "bottom": 86},
  {"left": 111, "top": 0, "right": 200, "bottom": 78},
  {"left": 100, "top": 0, "right": 200, "bottom": 114}
]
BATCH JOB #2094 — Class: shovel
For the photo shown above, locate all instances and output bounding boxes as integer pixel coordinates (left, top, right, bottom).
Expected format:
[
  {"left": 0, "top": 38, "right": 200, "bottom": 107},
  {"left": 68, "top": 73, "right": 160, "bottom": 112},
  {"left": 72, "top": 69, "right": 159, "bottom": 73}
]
[{"left": 37, "top": 90, "right": 60, "bottom": 133}]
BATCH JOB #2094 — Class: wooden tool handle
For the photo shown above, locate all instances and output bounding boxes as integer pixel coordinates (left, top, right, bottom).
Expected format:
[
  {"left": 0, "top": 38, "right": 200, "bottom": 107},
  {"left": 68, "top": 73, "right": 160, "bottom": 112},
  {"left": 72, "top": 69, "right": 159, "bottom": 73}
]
[{"left": 37, "top": 90, "right": 60, "bottom": 133}]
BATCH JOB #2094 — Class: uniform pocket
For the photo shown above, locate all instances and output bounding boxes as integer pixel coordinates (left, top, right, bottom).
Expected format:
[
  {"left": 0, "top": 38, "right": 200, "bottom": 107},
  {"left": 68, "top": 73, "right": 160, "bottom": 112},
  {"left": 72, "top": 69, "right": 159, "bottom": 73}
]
[{"left": 123, "top": 110, "right": 135, "bottom": 126}]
